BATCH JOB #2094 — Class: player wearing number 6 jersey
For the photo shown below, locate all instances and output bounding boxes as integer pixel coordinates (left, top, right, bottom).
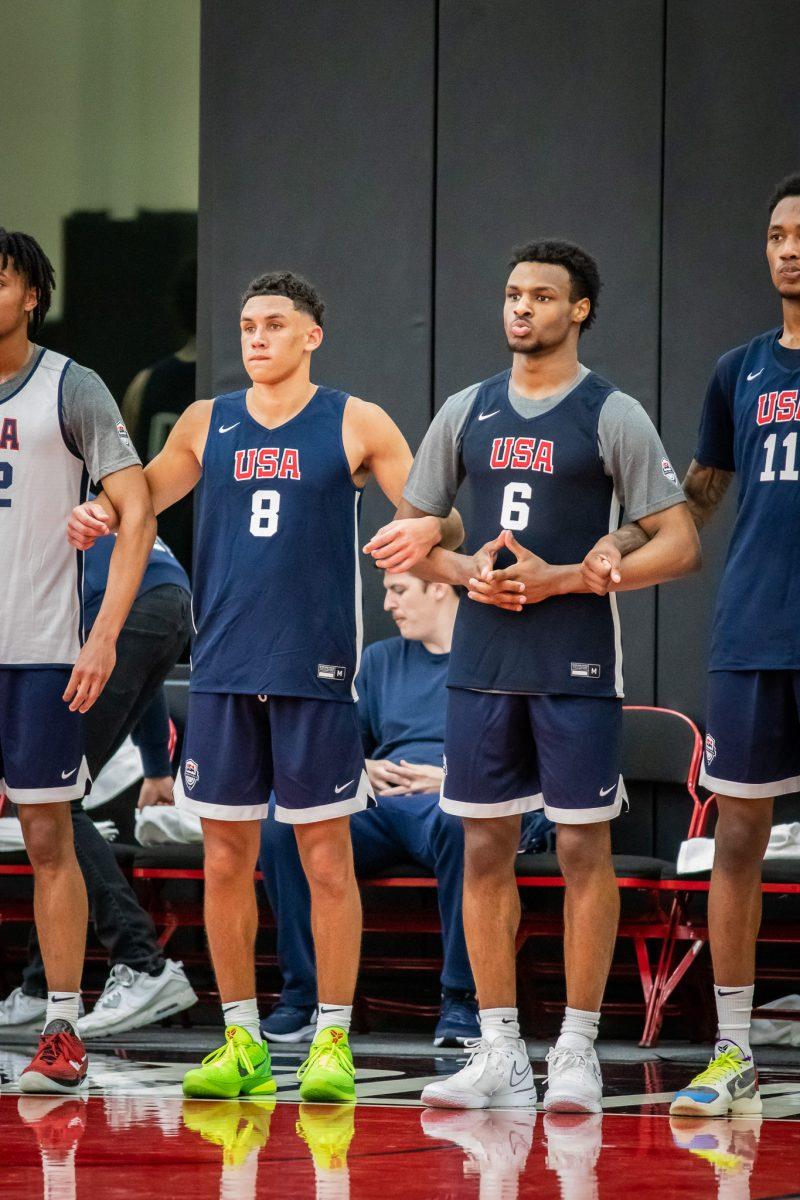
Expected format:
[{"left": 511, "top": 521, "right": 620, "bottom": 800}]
[
  {"left": 670, "top": 175, "right": 800, "bottom": 1117},
  {"left": 68, "top": 270, "right": 462, "bottom": 1103},
  {"left": 371, "top": 240, "right": 699, "bottom": 1112}
]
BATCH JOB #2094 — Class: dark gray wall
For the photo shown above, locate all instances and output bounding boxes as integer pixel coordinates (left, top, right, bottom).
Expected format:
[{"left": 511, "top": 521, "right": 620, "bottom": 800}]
[{"left": 198, "top": 0, "right": 799, "bottom": 744}]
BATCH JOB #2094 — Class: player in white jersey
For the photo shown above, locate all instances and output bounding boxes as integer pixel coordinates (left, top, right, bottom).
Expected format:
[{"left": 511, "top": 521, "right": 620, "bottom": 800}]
[{"left": 0, "top": 230, "right": 155, "bottom": 1092}]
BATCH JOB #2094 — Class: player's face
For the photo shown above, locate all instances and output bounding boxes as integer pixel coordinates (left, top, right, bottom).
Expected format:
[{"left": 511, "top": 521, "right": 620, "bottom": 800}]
[
  {"left": 383, "top": 573, "right": 439, "bottom": 641},
  {"left": 0, "top": 259, "right": 37, "bottom": 340},
  {"left": 767, "top": 196, "right": 800, "bottom": 300},
  {"left": 503, "top": 262, "right": 587, "bottom": 354},
  {"left": 240, "top": 295, "right": 322, "bottom": 384}
]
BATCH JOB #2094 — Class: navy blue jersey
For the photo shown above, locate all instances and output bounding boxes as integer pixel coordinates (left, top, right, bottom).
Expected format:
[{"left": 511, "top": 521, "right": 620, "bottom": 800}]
[
  {"left": 83, "top": 533, "right": 189, "bottom": 628},
  {"left": 190, "top": 387, "right": 362, "bottom": 699},
  {"left": 697, "top": 329, "right": 800, "bottom": 670},
  {"left": 358, "top": 636, "right": 448, "bottom": 765},
  {"left": 449, "top": 369, "right": 623, "bottom": 697}
]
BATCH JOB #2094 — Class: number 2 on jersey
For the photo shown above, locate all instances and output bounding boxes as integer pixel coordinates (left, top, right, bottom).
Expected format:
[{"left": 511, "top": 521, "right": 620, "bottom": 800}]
[
  {"left": 250, "top": 488, "right": 281, "bottom": 536},
  {"left": 760, "top": 432, "right": 799, "bottom": 482},
  {"left": 500, "top": 482, "right": 532, "bottom": 530},
  {"left": 0, "top": 462, "right": 12, "bottom": 508}
]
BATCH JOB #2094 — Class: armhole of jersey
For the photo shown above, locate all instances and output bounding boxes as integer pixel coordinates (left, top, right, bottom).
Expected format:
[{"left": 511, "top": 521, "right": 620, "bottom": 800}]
[
  {"left": 76, "top": 466, "right": 90, "bottom": 647},
  {"left": 339, "top": 393, "right": 363, "bottom": 492},
  {"left": 199, "top": 397, "right": 218, "bottom": 471},
  {"left": 57, "top": 358, "right": 82, "bottom": 461}
]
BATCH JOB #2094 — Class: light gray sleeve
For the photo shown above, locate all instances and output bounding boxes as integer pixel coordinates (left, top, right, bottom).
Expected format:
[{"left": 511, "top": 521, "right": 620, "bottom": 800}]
[
  {"left": 598, "top": 392, "right": 685, "bottom": 522},
  {"left": 61, "top": 364, "right": 141, "bottom": 484},
  {"left": 401, "top": 383, "right": 479, "bottom": 517}
]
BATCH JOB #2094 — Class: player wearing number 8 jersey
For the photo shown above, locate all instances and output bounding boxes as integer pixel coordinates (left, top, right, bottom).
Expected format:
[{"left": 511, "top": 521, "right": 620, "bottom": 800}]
[
  {"left": 68, "top": 270, "right": 462, "bottom": 1103},
  {"left": 371, "top": 240, "right": 699, "bottom": 1112},
  {"left": 670, "top": 175, "right": 800, "bottom": 1117}
]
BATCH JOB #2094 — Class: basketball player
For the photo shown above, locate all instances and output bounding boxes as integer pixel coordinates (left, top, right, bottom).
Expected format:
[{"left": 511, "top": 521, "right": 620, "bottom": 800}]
[
  {"left": 669, "top": 175, "right": 800, "bottom": 1116},
  {"left": 67, "top": 270, "right": 462, "bottom": 1103},
  {"left": 0, "top": 229, "right": 155, "bottom": 1092},
  {"left": 369, "top": 240, "right": 700, "bottom": 1111}
]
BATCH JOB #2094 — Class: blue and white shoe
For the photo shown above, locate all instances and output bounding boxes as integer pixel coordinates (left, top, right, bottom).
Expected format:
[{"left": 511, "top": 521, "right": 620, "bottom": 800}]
[
  {"left": 260, "top": 1003, "right": 317, "bottom": 1043},
  {"left": 434, "top": 989, "right": 480, "bottom": 1047},
  {"left": 670, "top": 1044, "right": 762, "bottom": 1118}
]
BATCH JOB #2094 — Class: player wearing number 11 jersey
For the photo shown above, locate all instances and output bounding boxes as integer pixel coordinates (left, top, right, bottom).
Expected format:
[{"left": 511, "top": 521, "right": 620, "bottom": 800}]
[
  {"left": 671, "top": 174, "right": 800, "bottom": 1118},
  {"left": 68, "top": 270, "right": 462, "bottom": 1103},
  {"left": 374, "top": 240, "right": 699, "bottom": 1112}
]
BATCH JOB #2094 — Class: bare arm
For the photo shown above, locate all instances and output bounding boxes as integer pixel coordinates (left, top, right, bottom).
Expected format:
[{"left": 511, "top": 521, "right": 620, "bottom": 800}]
[
  {"left": 64, "top": 465, "right": 156, "bottom": 712},
  {"left": 350, "top": 400, "right": 464, "bottom": 570},
  {"left": 67, "top": 401, "right": 211, "bottom": 546},
  {"left": 682, "top": 458, "right": 734, "bottom": 529}
]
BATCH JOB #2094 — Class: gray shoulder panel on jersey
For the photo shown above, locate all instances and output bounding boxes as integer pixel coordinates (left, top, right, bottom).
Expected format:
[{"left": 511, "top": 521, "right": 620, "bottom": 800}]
[
  {"left": 402, "top": 382, "right": 481, "bottom": 517},
  {"left": 597, "top": 389, "right": 684, "bottom": 521},
  {"left": 61, "top": 362, "right": 141, "bottom": 484}
]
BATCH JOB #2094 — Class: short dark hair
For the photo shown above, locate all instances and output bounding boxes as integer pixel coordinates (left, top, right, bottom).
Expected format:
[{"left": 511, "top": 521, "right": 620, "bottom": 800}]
[
  {"left": 768, "top": 173, "right": 800, "bottom": 217},
  {"left": 509, "top": 239, "right": 601, "bottom": 332},
  {"left": 0, "top": 229, "right": 55, "bottom": 337},
  {"left": 241, "top": 270, "right": 325, "bottom": 326}
]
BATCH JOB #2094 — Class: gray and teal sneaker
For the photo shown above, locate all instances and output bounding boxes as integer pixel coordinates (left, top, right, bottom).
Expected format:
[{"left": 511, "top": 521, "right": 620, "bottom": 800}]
[{"left": 670, "top": 1044, "right": 761, "bottom": 1117}]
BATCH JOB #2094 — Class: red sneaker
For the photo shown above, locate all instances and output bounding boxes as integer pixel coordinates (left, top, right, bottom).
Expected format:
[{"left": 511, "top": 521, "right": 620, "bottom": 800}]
[{"left": 19, "top": 1023, "right": 88, "bottom": 1094}]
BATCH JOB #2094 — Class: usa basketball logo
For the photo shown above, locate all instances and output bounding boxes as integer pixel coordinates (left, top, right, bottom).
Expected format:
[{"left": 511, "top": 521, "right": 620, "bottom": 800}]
[
  {"left": 116, "top": 421, "right": 131, "bottom": 446},
  {"left": 704, "top": 734, "right": 717, "bottom": 765},
  {"left": 184, "top": 759, "right": 199, "bottom": 790},
  {"left": 661, "top": 457, "right": 678, "bottom": 485}
]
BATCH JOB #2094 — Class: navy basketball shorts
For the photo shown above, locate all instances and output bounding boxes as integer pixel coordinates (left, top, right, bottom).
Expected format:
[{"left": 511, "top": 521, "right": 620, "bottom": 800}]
[
  {"left": 174, "top": 692, "right": 375, "bottom": 823},
  {"left": 441, "top": 688, "right": 626, "bottom": 825},
  {"left": 701, "top": 669, "right": 800, "bottom": 798},
  {"left": 0, "top": 668, "right": 90, "bottom": 804}
]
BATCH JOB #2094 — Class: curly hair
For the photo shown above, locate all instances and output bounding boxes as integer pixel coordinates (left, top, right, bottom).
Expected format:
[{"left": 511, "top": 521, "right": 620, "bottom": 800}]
[
  {"left": 509, "top": 239, "right": 601, "bottom": 332},
  {"left": 768, "top": 173, "right": 800, "bottom": 217},
  {"left": 0, "top": 229, "right": 55, "bottom": 337},
  {"left": 241, "top": 270, "right": 325, "bottom": 326}
]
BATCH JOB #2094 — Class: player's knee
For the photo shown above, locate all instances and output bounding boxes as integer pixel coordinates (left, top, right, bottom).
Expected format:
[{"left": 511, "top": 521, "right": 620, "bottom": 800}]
[
  {"left": 204, "top": 839, "right": 246, "bottom": 886},
  {"left": 20, "top": 809, "right": 74, "bottom": 872},
  {"left": 299, "top": 839, "right": 354, "bottom": 896},
  {"left": 556, "top": 822, "right": 611, "bottom": 880},
  {"left": 714, "top": 802, "right": 772, "bottom": 870},
  {"left": 463, "top": 818, "right": 517, "bottom": 881}
]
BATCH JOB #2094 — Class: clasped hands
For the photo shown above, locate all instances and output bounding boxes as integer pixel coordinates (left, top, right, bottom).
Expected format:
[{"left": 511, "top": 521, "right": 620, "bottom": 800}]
[{"left": 466, "top": 530, "right": 623, "bottom": 612}]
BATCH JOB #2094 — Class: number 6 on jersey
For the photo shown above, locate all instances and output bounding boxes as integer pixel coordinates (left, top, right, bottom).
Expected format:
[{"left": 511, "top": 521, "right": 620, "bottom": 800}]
[
  {"left": 500, "top": 481, "right": 532, "bottom": 530},
  {"left": 250, "top": 488, "right": 281, "bottom": 537}
]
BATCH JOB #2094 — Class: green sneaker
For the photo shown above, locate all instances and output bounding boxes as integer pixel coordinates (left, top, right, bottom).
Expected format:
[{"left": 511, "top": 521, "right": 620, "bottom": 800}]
[
  {"left": 297, "top": 1027, "right": 356, "bottom": 1103},
  {"left": 183, "top": 1026, "right": 277, "bottom": 1099}
]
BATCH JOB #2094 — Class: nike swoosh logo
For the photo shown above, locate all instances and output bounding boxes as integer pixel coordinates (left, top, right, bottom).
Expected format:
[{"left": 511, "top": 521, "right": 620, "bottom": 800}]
[
  {"left": 219, "top": 423, "right": 240, "bottom": 434},
  {"left": 69, "top": 1060, "right": 84, "bottom": 1071},
  {"left": 599, "top": 783, "right": 617, "bottom": 797},
  {"left": 334, "top": 779, "right": 355, "bottom": 794},
  {"left": 61, "top": 768, "right": 78, "bottom": 780},
  {"left": 716, "top": 989, "right": 745, "bottom": 997},
  {"left": 747, "top": 369, "right": 764, "bottom": 381},
  {"left": 478, "top": 410, "right": 500, "bottom": 421},
  {"left": 510, "top": 1062, "right": 532, "bottom": 1087}
]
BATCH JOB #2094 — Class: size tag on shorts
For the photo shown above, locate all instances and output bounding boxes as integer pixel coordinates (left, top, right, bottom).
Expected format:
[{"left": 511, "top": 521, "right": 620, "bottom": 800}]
[
  {"left": 317, "top": 663, "right": 346, "bottom": 681},
  {"left": 570, "top": 662, "right": 601, "bottom": 679}
]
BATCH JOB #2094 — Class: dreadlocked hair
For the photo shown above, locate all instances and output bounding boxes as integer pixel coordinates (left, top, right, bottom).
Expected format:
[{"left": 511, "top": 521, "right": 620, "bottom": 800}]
[{"left": 0, "top": 229, "right": 55, "bottom": 337}]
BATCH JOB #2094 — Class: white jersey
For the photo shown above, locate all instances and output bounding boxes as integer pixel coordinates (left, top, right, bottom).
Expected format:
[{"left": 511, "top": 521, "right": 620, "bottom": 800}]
[{"left": 0, "top": 349, "right": 89, "bottom": 666}]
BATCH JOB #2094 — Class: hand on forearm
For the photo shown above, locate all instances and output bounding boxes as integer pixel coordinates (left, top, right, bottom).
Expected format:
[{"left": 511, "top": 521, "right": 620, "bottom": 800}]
[
  {"left": 409, "top": 546, "right": 473, "bottom": 586},
  {"left": 604, "top": 504, "right": 701, "bottom": 591}
]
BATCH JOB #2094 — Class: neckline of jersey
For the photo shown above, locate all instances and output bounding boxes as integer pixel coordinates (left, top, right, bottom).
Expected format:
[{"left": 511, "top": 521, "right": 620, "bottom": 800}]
[
  {"left": 241, "top": 384, "right": 320, "bottom": 433},
  {"left": 502, "top": 365, "right": 587, "bottom": 423},
  {"left": 771, "top": 329, "right": 800, "bottom": 372},
  {"left": 0, "top": 345, "right": 47, "bottom": 406}
]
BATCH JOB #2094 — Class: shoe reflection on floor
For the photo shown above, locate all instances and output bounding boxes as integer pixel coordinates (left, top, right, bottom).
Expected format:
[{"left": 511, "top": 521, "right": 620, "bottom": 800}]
[
  {"left": 17, "top": 1095, "right": 88, "bottom": 1200},
  {"left": 421, "top": 1108, "right": 536, "bottom": 1200},
  {"left": 182, "top": 1098, "right": 275, "bottom": 1199},
  {"left": 670, "top": 1115, "right": 762, "bottom": 1200}
]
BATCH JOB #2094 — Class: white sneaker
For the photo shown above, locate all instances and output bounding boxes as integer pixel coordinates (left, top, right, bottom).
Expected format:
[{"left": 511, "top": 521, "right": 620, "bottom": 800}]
[
  {"left": 76, "top": 960, "right": 197, "bottom": 1038},
  {"left": 421, "top": 1037, "right": 537, "bottom": 1110},
  {"left": 542, "top": 1044, "right": 603, "bottom": 1113},
  {"left": 0, "top": 988, "right": 46, "bottom": 1029}
]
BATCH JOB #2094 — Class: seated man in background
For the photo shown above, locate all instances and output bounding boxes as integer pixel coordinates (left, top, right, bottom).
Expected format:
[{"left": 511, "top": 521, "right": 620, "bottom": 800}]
[
  {"left": 0, "top": 532, "right": 196, "bottom": 1038},
  {"left": 259, "top": 571, "right": 552, "bottom": 1046}
]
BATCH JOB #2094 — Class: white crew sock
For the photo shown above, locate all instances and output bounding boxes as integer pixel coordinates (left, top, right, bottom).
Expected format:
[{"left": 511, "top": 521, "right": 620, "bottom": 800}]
[
  {"left": 556, "top": 1006, "right": 601, "bottom": 1054},
  {"left": 221, "top": 998, "right": 261, "bottom": 1042},
  {"left": 45, "top": 991, "right": 81, "bottom": 1031},
  {"left": 714, "top": 984, "right": 754, "bottom": 1059},
  {"left": 316, "top": 1003, "right": 352, "bottom": 1036},
  {"left": 479, "top": 1007, "right": 520, "bottom": 1043}
]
